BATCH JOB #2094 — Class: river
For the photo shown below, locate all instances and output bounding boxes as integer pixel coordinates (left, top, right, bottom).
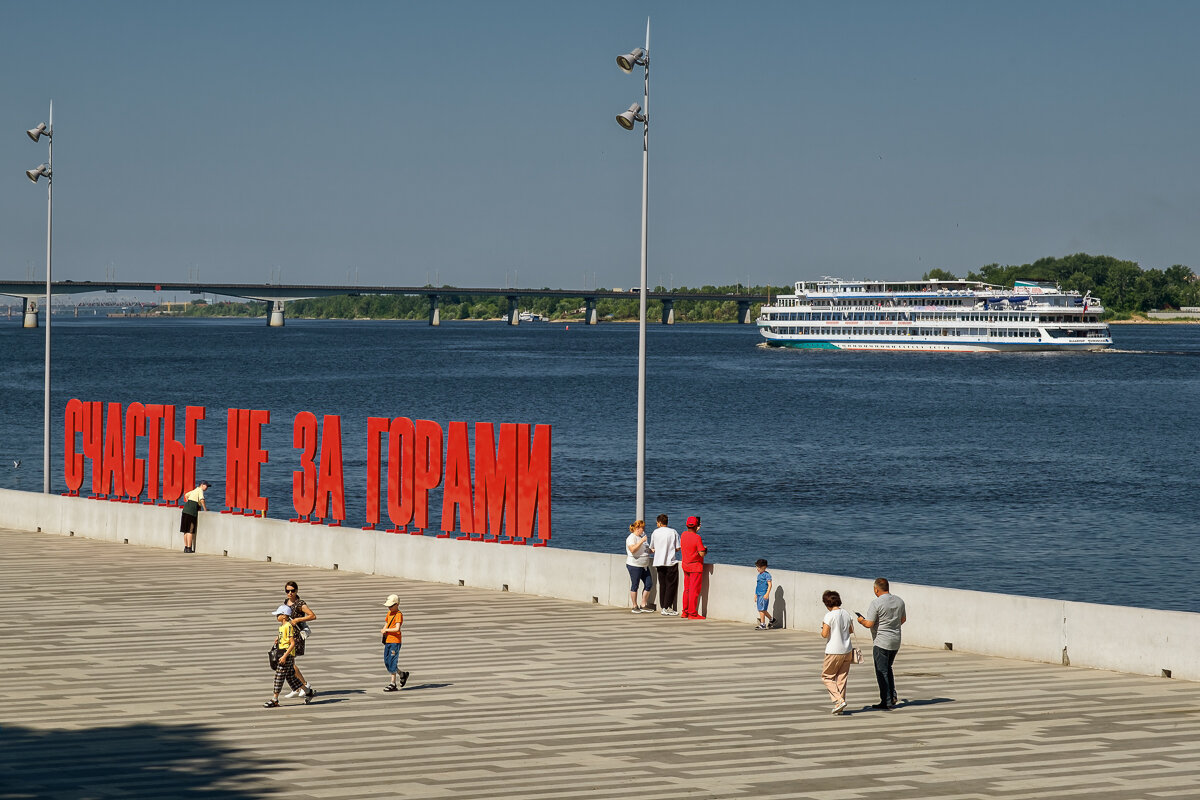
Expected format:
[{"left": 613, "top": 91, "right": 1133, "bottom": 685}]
[{"left": 1, "top": 318, "right": 1196, "bottom": 610}]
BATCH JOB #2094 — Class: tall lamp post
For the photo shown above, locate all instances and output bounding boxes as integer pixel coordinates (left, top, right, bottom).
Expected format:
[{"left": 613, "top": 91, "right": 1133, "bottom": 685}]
[
  {"left": 615, "top": 21, "right": 650, "bottom": 521},
  {"left": 26, "top": 103, "right": 53, "bottom": 494}
]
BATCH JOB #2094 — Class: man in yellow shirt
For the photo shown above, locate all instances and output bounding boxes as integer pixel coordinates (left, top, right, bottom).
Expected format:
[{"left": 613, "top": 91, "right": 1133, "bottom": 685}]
[{"left": 179, "top": 480, "right": 210, "bottom": 553}]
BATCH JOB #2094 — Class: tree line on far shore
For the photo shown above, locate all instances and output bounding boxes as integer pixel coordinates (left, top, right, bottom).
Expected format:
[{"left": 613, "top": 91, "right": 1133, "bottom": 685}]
[
  {"left": 166, "top": 254, "right": 1200, "bottom": 321},
  {"left": 170, "top": 285, "right": 777, "bottom": 323},
  {"left": 924, "top": 253, "right": 1199, "bottom": 315}
]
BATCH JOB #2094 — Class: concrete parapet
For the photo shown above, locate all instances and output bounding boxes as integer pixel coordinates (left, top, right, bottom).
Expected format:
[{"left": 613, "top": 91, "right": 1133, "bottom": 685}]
[
  {"left": 2, "top": 487, "right": 1196, "bottom": 681},
  {"left": 1147, "top": 310, "right": 1200, "bottom": 318}
]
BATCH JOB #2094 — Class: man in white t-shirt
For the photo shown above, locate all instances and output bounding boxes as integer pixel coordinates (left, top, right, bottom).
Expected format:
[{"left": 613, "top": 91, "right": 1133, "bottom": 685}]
[{"left": 648, "top": 514, "right": 681, "bottom": 616}]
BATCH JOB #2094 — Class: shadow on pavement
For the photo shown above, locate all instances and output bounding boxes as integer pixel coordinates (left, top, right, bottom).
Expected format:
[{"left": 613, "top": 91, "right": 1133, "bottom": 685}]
[
  {"left": 304, "top": 688, "right": 366, "bottom": 698},
  {"left": 0, "top": 720, "right": 272, "bottom": 798},
  {"left": 842, "top": 697, "right": 954, "bottom": 715},
  {"left": 895, "top": 697, "right": 954, "bottom": 708}
]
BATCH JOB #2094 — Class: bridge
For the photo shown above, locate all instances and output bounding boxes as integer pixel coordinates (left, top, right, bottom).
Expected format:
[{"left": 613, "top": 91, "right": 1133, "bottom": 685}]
[{"left": 0, "top": 280, "right": 769, "bottom": 327}]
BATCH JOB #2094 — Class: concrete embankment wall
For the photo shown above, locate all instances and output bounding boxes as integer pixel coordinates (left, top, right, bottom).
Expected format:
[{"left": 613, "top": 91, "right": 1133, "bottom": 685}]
[{"left": 3, "top": 488, "right": 1197, "bottom": 682}]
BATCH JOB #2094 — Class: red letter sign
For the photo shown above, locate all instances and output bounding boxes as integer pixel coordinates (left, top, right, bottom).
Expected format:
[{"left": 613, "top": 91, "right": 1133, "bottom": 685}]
[
  {"left": 162, "top": 405, "right": 184, "bottom": 502},
  {"left": 292, "top": 411, "right": 318, "bottom": 517},
  {"left": 365, "top": 417, "right": 390, "bottom": 526},
  {"left": 517, "top": 424, "right": 552, "bottom": 541},
  {"left": 64, "top": 399, "right": 85, "bottom": 493},
  {"left": 100, "top": 402, "right": 125, "bottom": 497},
  {"left": 386, "top": 417, "right": 415, "bottom": 528},
  {"left": 314, "top": 415, "right": 345, "bottom": 521},
  {"left": 123, "top": 403, "right": 147, "bottom": 499},
  {"left": 226, "top": 408, "right": 250, "bottom": 510},
  {"left": 412, "top": 420, "right": 443, "bottom": 530},
  {"left": 247, "top": 409, "right": 270, "bottom": 514},
  {"left": 183, "top": 406, "right": 205, "bottom": 494},
  {"left": 473, "top": 422, "right": 518, "bottom": 539},
  {"left": 441, "top": 421, "right": 474, "bottom": 533}
]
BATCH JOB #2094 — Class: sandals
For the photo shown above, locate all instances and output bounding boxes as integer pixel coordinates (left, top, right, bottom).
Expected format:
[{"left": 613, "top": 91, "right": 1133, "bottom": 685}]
[
  {"left": 263, "top": 699, "right": 280, "bottom": 708},
  {"left": 383, "top": 684, "right": 399, "bottom": 692}
]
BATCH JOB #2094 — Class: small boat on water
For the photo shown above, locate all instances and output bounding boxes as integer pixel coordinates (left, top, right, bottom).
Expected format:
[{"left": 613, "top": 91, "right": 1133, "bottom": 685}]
[
  {"left": 758, "top": 278, "right": 1112, "bottom": 351},
  {"left": 518, "top": 311, "right": 545, "bottom": 322}
]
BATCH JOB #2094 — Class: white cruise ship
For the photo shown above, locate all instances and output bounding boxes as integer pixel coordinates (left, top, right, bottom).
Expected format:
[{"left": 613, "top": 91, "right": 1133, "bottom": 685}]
[{"left": 758, "top": 278, "right": 1112, "bottom": 351}]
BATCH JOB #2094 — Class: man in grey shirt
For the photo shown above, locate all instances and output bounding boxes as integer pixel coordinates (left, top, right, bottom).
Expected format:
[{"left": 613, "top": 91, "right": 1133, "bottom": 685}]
[{"left": 855, "top": 578, "right": 906, "bottom": 710}]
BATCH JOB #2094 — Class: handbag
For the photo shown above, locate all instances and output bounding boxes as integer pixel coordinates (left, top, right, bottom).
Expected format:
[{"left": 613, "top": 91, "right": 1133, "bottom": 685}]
[
  {"left": 268, "top": 646, "right": 281, "bottom": 670},
  {"left": 849, "top": 630, "right": 864, "bottom": 665}
]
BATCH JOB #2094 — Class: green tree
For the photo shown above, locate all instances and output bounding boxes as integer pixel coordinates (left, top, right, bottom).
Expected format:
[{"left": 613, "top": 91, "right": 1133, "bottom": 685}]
[{"left": 923, "top": 268, "right": 959, "bottom": 281}]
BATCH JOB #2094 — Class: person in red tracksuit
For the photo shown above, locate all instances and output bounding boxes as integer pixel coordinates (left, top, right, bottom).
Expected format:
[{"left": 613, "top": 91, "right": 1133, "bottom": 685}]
[{"left": 680, "top": 515, "right": 707, "bottom": 619}]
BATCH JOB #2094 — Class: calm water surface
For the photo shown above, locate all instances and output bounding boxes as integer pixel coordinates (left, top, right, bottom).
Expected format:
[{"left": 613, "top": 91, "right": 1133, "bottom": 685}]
[{"left": 1, "top": 318, "right": 1197, "bottom": 611}]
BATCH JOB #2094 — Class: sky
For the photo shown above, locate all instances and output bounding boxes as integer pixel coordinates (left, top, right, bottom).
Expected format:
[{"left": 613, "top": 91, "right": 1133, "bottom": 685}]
[{"left": 3, "top": 1, "right": 1200, "bottom": 293}]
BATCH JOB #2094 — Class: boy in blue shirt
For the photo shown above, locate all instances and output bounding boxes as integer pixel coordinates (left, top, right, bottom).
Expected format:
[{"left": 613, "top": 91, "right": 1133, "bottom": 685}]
[{"left": 754, "top": 559, "right": 774, "bottom": 630}]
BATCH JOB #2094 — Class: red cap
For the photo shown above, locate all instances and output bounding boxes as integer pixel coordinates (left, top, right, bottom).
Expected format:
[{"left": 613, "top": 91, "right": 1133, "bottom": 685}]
[{"left": 686, "top": 516, "right": 700, "bottom": 528}]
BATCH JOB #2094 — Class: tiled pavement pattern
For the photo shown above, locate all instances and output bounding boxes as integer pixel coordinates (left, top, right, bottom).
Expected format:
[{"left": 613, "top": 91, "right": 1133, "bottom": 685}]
[{"left": 3, "top": 528, "right": 1199, "bottom": 800}]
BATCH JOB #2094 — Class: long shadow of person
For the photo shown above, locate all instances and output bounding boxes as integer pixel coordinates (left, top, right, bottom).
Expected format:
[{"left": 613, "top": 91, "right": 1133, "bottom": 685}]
[
  {"left": 772, "top": 585, "right": 787, "bottom": 628},
  {"left": 0, "top": 720, "right": 271, "bottom": 798}
]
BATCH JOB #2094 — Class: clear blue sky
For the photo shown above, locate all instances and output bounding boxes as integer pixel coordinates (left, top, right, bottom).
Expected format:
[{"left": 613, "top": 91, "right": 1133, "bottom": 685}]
[{"left": 3, "top": 1, "right": 1199, "bottom": 290}]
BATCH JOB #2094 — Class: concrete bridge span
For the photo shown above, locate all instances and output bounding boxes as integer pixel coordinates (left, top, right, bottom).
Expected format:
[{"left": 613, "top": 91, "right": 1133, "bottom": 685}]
[{"left": 0, "top": 279, "right": 768, "bottom": 327}]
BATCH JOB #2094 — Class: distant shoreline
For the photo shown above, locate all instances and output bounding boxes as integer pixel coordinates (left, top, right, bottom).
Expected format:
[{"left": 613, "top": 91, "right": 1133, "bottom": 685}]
[
  {"left": 19, "top": 311, "right": 1200, "bottom": 325},
  {"left": 1109, "top": 315, "right": 1200, "bottom": 325}
]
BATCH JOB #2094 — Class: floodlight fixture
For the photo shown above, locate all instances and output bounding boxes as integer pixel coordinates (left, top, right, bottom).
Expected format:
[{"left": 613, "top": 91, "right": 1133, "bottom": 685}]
[
  {"left": 27, "top": 122, "right": 51, "bottom": 143},
  {"left": 616, "top": 47, "right": 645, "bottom": 73},
  {"left": 26, "top": 164, "right": 51, "bottom": 183},
  {"left": 616, "top": 103, "right": 643, "bottom": 130}
]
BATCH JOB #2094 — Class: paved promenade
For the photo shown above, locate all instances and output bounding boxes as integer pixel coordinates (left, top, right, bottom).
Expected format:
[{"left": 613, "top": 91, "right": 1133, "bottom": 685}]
[{"left": 3, "top": 528, "right": 1199, "bottom": 799}]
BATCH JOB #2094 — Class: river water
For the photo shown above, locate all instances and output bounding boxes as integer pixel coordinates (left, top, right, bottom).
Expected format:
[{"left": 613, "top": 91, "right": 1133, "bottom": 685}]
[{"left": 1, "top": 318, "right": 1197, "bottom": 611}]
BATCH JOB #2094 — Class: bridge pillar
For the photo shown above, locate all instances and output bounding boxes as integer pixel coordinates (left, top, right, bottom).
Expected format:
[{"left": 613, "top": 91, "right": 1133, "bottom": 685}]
[
  {"left": 22, "top": 298, "right": 38, "bottom": 328},
  {"left": 736, "top": 300, "right": 753, "bottom": 324},
  {"left": 429, "top": 294, "right": 440, "bottom": 326},
  {"left": 662, "top": 299, "right": 675, "bottom": 325},
  {"left": 506, "top": 295, "right": 520, "bottom": 325},
  {"left": 585, "top": 297, "right": 598, "bottom": 325},
  {"left": 268, "top": 300, "right": 286, "bottom": 327}
]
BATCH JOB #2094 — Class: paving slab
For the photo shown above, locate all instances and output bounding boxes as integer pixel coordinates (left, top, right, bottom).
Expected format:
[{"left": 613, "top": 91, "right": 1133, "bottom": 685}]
[{"left": 2, "top": 528, "right": 1198, "bottom": 799}]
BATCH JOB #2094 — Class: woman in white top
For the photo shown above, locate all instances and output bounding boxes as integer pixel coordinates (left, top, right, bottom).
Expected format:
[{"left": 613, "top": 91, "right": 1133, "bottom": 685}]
[
  {"left": 820, "top": 589, "right": 856, "bottom": 715},
  {"left": 625, "top": 521, "right": 654, "bottom": 613}
]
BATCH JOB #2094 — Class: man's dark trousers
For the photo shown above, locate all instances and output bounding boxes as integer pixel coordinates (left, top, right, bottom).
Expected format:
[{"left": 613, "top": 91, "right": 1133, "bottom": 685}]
[
  {"left": 655, "top": 565, "right": 679, "bottom": 611},
  {"left": 873, "top": 645, "right": 899, "bottom": 705}
]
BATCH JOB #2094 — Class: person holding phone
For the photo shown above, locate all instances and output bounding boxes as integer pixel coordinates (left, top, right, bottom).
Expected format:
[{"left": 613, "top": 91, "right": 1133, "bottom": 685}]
[
  {"left": 855, "top": 578, "right": 906, "bottom": 710},
  {"left": 680, "top": 516, "right": 707, "bottom": 619}
]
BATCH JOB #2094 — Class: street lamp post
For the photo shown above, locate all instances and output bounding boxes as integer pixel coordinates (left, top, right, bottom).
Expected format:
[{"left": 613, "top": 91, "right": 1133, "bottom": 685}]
[
  {"left": 615, "top": 21, "right": 650, "bottom": 522},
  {"left": 26, "top": 103, "right": 53, "bottom": 494}
]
